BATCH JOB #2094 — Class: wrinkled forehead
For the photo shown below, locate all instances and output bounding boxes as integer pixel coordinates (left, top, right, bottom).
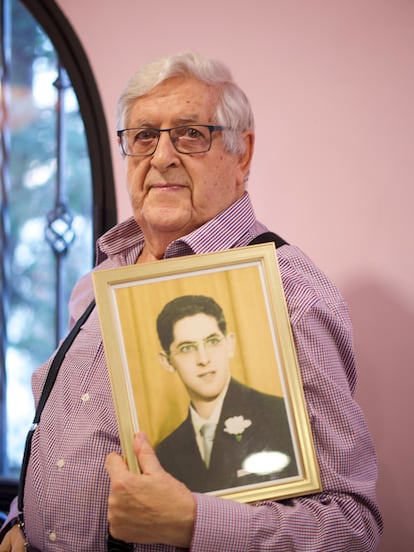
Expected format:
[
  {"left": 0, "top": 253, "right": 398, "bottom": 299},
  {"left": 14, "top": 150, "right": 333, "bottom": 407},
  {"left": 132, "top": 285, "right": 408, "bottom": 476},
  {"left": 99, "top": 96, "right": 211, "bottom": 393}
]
[{"left": 128, "top": 76, "right": 220, "bottom": 128}]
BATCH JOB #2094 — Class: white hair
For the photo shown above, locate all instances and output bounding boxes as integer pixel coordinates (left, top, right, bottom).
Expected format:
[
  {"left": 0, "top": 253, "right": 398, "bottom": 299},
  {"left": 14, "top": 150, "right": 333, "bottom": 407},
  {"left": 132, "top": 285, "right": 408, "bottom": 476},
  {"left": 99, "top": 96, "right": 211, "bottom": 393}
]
[{"left": 116, "top": 52, "right": 254, "bottom": 155}]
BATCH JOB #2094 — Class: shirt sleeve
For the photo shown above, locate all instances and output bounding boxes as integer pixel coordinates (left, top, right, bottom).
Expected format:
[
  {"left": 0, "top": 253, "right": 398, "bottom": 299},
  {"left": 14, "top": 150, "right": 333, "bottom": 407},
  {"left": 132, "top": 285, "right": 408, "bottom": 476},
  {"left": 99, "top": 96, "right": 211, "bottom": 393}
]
[
  {"left": 190, "top": 250, "right": 383, "bottom": 551},
  {"left": 0, "top": 496, "right": 19, "bottom": 542}
]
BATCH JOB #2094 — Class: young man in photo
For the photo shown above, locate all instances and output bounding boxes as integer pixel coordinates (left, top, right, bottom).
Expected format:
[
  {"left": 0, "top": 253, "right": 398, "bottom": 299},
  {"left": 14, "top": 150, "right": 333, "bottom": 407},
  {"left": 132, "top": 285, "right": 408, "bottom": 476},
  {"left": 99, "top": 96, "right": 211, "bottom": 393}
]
[{"left": 155, "top": 294, "right": 297, "bottom": 492}]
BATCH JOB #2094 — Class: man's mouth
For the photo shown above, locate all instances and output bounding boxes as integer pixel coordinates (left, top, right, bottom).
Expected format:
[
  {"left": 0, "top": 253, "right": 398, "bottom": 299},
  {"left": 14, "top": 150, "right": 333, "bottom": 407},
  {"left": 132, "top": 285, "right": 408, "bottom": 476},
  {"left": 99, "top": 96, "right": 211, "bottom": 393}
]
[
  {"left": 198, "top": 370, "right": 216, "bottom": 380},
  {"left": 148, "top": 183, "right": 186, "bottom": 191}
]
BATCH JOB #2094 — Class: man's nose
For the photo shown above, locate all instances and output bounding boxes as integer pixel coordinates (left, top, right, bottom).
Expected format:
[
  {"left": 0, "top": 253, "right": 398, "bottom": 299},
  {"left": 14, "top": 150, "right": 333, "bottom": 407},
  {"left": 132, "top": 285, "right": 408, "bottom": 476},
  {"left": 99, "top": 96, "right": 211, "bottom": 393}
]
[
  {"left": 150, "top": 131, "right": 180, "bottom": 169},
  {"left": 195, "top": 342, "right": 210, "bottom": 364}
]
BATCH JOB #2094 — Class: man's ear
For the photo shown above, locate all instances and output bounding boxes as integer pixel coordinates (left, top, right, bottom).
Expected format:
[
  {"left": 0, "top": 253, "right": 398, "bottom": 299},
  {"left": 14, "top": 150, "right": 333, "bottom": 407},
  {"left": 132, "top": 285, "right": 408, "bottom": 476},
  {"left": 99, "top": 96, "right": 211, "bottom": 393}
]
[
  {"left": 241, "top": 130, "right": 254, "bottom": 166},
  {"left": 159, "top": 351, "right": 175, "bottom": 373},
  {"left": 236, "top": 130, "right": 255, "bottom": 187}
]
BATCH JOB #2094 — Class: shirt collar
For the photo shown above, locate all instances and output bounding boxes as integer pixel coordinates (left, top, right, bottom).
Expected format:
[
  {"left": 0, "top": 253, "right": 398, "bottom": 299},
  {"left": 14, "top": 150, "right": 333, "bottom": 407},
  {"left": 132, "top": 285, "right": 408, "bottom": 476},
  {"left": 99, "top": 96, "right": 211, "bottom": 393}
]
[{"left": 96, "top": 192, "right": 262, "bottom": 266}]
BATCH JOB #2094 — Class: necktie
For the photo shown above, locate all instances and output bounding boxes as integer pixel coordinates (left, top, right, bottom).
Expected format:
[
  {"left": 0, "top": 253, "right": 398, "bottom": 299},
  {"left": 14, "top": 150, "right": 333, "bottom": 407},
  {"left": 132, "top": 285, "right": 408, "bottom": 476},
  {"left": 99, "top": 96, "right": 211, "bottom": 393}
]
[{"left": 200, "top": 423, "right": 216, "bottom": 468}]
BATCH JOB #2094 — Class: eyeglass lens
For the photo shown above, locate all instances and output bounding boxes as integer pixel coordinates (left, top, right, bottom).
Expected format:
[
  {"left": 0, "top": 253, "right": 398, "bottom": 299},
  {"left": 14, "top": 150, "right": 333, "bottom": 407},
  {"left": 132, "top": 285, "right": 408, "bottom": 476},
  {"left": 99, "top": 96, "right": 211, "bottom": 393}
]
[{"left": 121, "top": 125, "right": 213, "bottom": 156}]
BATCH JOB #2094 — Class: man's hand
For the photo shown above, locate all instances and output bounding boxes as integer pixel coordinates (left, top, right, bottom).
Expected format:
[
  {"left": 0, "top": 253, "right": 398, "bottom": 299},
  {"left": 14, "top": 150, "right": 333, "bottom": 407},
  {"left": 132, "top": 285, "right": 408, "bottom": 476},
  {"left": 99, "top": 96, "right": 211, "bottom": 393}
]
[
  {"left": 0, "top": 525, "right": 26, "bottom": 551},
  {"left": 105, "top": 432, "right": 196, "bottom": 547}
]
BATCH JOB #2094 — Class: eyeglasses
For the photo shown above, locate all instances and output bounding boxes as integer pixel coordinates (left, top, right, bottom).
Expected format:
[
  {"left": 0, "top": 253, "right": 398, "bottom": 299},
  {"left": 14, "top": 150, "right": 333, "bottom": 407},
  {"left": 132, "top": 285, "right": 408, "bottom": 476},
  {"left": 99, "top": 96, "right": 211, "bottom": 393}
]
[
  {"left": 117, "top": 125, "right": 227, "bottom": 156},
  {"left": 170, "top": 334, "right": 225, "bottom": 358}
]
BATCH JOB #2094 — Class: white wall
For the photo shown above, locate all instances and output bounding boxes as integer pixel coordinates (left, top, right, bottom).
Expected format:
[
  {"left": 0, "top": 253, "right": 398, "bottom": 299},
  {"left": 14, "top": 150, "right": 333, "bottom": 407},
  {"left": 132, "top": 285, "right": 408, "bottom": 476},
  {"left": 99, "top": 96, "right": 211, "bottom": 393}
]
[{"left": 56, "top": 1, "right": 414, "bottom": 550}]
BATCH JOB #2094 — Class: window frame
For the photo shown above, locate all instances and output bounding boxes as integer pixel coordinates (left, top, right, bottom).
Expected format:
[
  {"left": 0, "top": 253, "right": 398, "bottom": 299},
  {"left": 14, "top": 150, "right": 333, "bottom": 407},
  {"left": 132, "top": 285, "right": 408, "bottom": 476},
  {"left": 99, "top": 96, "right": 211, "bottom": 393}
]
[{"left": 0, "top": 0, "right": 117, "bottom": 498}]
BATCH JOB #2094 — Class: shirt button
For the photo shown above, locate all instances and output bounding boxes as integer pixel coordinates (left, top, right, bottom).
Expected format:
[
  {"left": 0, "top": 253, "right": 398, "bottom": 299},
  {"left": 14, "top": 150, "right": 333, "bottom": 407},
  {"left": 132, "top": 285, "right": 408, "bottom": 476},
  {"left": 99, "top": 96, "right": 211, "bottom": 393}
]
[
  {"left": 56, "top": 459, "right": 65, "bottom": 469},
  {"left": 81, "top": 392, "right": 90, "bottom": 403},
  {"left": 49, "top": 531, "right": 57, "bottom": 542}
]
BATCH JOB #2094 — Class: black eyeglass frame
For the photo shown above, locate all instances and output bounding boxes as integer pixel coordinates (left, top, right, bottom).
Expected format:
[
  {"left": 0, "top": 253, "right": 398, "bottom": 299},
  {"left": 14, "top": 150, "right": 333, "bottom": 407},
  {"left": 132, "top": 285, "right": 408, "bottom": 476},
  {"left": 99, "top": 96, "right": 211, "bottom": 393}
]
[{"left": 116, "top": 124, "right": 228, "bottom": 156}]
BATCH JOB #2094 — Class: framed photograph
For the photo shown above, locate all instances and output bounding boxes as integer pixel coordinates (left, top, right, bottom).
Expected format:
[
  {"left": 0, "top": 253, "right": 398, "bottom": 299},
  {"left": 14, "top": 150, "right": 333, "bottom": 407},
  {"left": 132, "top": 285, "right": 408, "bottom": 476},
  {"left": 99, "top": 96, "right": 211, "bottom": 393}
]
[{"left": 92, "top": 243, "right": 321, "bottom": 503}]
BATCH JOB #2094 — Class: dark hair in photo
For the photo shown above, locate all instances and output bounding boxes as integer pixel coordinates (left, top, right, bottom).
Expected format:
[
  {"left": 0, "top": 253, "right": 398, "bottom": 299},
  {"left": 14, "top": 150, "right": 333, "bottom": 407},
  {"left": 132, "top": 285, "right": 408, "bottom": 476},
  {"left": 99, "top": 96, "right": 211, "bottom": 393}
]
[{"left": 156, "top": 295, "right": 227, "bottom": 353}]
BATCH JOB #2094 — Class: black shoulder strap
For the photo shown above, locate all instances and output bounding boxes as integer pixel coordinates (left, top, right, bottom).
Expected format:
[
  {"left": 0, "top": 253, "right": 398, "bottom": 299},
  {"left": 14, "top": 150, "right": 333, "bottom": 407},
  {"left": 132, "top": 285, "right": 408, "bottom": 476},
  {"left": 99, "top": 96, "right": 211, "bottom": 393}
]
[
  {"left": 248, "top": 231, "right": 288, "bottom": 248},
  {"left": 18, "top": 299, "right": 96, "bottom": 512},
  {"left": 35, "top": 300, "right": 96, "bottom": 419}
]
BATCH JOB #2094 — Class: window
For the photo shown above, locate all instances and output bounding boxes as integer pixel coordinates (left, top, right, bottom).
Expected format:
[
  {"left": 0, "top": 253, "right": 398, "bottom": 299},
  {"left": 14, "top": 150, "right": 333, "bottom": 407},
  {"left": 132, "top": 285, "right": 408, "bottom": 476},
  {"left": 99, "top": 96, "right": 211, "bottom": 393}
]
[{"left": 0, "top": 0, "right": 116, "bottom": 484}]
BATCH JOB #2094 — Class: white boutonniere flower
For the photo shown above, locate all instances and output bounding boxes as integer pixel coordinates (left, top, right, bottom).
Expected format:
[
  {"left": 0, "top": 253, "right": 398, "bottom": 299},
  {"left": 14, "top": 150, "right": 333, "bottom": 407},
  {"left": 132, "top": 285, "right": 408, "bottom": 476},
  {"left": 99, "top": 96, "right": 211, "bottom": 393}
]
[{"left": 223, "top": 416, "right": 252, "bottom": 442}]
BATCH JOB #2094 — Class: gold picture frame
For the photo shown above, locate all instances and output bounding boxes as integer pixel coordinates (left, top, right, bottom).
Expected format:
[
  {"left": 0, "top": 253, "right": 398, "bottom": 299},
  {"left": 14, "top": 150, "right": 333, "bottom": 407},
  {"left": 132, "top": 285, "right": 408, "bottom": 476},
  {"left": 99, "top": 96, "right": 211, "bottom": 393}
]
[{"left": 92, "top": 243, "right": 321, "bottom": 503}]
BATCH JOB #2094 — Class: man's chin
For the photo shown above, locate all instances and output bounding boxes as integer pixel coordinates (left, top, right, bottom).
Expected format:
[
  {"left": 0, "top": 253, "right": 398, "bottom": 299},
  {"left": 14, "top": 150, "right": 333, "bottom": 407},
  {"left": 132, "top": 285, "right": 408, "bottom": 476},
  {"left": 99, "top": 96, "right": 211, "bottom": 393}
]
[{"left": 138, "top": 205, "right": 196, "bottom": 235}]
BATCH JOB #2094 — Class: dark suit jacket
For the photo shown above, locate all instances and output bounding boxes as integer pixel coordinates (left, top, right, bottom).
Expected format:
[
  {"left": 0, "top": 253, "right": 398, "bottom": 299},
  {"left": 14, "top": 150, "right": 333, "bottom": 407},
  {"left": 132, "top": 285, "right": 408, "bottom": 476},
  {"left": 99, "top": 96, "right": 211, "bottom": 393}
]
[{"left": 156, "top": 378, "right": 298, "bottom": 492}]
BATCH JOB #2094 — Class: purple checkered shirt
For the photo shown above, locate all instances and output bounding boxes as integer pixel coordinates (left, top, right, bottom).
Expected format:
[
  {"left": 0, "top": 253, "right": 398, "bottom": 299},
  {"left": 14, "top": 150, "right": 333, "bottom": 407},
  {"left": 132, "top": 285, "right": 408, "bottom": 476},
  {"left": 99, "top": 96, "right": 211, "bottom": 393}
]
[{"left": 1, "top": 193, "right": 382, "bottom": 550}]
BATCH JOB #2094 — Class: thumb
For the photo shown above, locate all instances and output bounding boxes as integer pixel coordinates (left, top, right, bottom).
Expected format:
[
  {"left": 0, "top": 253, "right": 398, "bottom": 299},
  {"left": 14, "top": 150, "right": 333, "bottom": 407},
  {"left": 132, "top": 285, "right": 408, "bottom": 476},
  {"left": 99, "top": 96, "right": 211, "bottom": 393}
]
[{"left": 133, "top": 431, "right": 162, "bottom": 474}]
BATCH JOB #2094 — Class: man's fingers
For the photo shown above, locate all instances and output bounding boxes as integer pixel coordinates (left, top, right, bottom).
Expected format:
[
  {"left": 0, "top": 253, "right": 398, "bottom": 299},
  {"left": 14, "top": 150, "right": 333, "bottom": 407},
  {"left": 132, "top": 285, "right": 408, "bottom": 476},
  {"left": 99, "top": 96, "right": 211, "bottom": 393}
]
[
  {"left": 133, "top": 432, "right": 162, "bottom": 474},
  {"left": 105, "top": 451, "right": 127, "bottom": 478},
  {"left": 0, "top": 524, "right": 26, "bottom": 551},
  {"left": 105, "top": 434, "right": 163, "bottom": 482}
]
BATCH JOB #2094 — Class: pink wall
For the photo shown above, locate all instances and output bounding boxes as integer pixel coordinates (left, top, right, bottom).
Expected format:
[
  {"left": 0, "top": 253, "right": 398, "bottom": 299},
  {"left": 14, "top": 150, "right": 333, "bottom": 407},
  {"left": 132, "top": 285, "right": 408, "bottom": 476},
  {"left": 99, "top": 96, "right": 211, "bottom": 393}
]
[{"left": 56, "top": 1, "right": 414, "bottom": 550}]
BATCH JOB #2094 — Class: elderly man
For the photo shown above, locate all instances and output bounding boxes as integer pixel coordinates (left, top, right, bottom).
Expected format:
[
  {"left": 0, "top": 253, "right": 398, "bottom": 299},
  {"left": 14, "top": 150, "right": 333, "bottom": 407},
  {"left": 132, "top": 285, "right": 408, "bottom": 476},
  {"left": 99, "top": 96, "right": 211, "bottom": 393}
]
[{"left": 0, "top": 52, "right": 382, "bottom": 551}]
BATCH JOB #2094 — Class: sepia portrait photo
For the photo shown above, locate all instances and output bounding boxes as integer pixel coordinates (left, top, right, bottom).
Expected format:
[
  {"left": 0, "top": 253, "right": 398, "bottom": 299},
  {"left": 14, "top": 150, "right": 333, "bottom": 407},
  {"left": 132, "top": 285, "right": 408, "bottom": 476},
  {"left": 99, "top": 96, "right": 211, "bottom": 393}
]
[{"left": 92, "top": 243, "right": 321, "bottom": 503}]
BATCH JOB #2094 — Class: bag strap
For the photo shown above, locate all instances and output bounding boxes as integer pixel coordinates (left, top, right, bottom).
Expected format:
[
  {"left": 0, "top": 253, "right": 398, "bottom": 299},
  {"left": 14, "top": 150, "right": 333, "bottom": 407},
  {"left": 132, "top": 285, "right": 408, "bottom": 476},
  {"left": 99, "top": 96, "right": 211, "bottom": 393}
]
[
  {"left": 248, "top": 231, "right": 288, "bottom": 248},
  {"left": 18, "top": 299, "right": 96, "bottom": 512},
  {"left": 35, "top": 299, "right": 96, "bottom": 422}
]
